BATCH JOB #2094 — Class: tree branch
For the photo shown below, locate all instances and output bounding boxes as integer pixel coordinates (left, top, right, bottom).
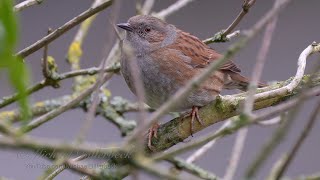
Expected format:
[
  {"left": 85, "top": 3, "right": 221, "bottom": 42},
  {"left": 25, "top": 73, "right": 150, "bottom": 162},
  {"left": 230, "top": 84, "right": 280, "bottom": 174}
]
[
  {"left": 16, "top": 0, "right": 113, "bottom": 58},
  {"left": 14, "top": 0, "right": 46, "bottom": 12},
  {"left": 222, "top": 0, "right": 256, "bottom": 36},
  {"left": 0, "top": 63, "right": 120, "bottom": 109}
]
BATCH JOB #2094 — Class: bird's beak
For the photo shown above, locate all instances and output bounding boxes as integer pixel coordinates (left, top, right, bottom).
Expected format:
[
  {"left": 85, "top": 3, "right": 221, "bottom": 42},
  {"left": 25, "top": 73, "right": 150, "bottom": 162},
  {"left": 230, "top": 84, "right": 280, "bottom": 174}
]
[{"left": 117, "top": 23, "right": 133, "bottom": 32}]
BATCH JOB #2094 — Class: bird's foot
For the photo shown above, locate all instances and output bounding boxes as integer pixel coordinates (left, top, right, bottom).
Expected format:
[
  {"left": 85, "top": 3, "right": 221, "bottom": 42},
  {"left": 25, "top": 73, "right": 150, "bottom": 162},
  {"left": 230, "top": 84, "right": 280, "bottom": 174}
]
[
  {"left": 147, "top": 123, "right": 160, "bottom": 151},
  {"left": 190, "top": 106, "right": 204, "bottom": 136}
]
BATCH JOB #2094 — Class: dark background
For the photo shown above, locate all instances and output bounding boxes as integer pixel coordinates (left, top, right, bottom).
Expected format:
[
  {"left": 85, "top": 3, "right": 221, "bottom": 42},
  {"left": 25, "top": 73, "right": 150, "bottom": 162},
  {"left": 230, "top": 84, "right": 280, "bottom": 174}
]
[{"left": 1, "top": 0, "right": 320, "bottom": 179}]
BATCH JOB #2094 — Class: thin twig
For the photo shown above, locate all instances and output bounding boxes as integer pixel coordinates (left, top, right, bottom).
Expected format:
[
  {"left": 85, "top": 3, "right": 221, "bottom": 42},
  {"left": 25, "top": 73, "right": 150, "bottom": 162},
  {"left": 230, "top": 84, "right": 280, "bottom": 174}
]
[
  {"left": 67, "top": 0, "right": 104, "bottom": 73},
  {"left": 14, "top": 0, "right": 45, "bottom": 12},
  {"left": 253, "top": 42, "right": 320, "bottom": 102},
  {"left": 222, "top": 0, "right": 256, "bottom": 36},
  {"left": 154, "top": 0, "right": 196, "bottom": 19},
  {"left": 74, "top": 0, "right": 121, "bottom": 144},
  {"left": 0, "top": 136, "right": 123, "bottom": 157},
  {"left": 246, "top": 57, "right": 320, "bottom": 178},
  {"left": 121, "top": 42, "right": 148, "bottom": 146},
  {"left": 270, "top": 100, "right": 320, "bottom": 180},
  {"left": 0, "top": 95, "right": 73, "bottom": 123},
  {"left": 20, "top": 74, "right": 113, "bottom": 133},
  {"left": 63, "top": 160, "right": 100, "bottom": 178},
  {"left": 16, "top": 0, "right": 113, "bottom": 58},
  {"left": 256, "top": 116, "right": 283, "bottom": 126},
  {"left": 245, "top": 107, "right": 298, "bottom": 179},
  {"left": 186, "top": 121, "right": 232, "bottom": 164},
  {"left": 168, "top": 157, "right": 219, "bottom": 180},
  {"left": 132, "top": 157, "right": 182, "bottom": 180},
  {"left": 203, "top": 0, "right": 256, "bottom": 44},
  {"left": 223, "top": 128, "right": 248, "bottom": 180},
  {"left": 141, "top": 0, "right": 155, "bottom": 15},
  {"left": 45, "top": 154, "right": 89, "bottom": 180},
  {"left": 0, "top": 64, "right": 120, "bottom": 109},
  {"left": 244, "top": 0, "right": 279, "bottom": 115}
]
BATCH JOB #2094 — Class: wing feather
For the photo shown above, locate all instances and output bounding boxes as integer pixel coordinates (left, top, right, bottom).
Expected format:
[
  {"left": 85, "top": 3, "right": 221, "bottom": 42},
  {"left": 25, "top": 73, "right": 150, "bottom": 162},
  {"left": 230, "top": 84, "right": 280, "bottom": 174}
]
[{"left": 167, "top": 30, "right": 241, "bottom": 73}]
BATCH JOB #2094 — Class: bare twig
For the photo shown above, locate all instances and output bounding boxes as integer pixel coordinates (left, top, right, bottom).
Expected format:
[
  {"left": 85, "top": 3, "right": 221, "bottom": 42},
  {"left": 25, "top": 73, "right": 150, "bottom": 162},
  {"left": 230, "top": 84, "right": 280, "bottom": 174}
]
[
  {"left": 45, "top": 154, "right": 89, "bottom": 180},
  {"left": 254, "top": 42, "right": 320, "bottom": 102},
  {"left": 64, "top": 160, "right": 100, "bottom": 179},
  {"left": 16, "top": 0, "right": 113, "bottom": 58},
  {"left": 14, "top": 0, "right": 45, "bottom": 12},
  {"left": 269, "top": 100, "right": 320, "bottom": 180},
  {"left": 245, "top": 108, "right": 298, "bottom": 179},
  {"left": 203, "top": 0, "right": 256, "bottom": 44},
  {"left": 244, "top": 0, "right": 279, "bottom": 115},
  {"left": 67, "top": 0, "right": 105, "bottom": 72},
  {"left": 132, "top": 157, "right": 181, "bottom": 180},
  {"left": 245, "top": 55, "right": 320, "bottom": 178},
  {"left": 168, "top": 157, "right": 218, "bottom": 180},
  {"left": 0, "top": 136, "right": 123, "bottom": 157},
  {"left": 222, "top": 0, "right": 256, "bottom": 36},
  {"left": 75, "top": 0, "right": 122, "bottom": 144},
  {"left": 20, "top": 73, "right": 113, "bottom": 133},
  {"left": 0, "top": 64, "right": 120, "bottom": 109},
  {"left": 141, "top": 0, "right": 155, "bottom": 15},
  {"left": 121, "top": 43, "right": 148, "bottom": 146},
  {"left": 256, "top": 116, "right": 283, "bottom": 126},
  {"left": 154, "top": 0, "right": 196, "bottom": 19},
  {"left": 223, "top": 128, "right": 248, "bottom": 180},
  {"left": 0, "top": 95, "right": 73, "bottom": 123},
  {"left": 186, "top": 121, "right": 232, "bottom": 164}
]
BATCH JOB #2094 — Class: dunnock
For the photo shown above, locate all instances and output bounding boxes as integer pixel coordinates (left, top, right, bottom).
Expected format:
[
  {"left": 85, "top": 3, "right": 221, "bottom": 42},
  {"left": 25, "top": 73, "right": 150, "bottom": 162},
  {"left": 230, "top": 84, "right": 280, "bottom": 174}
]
[{"left": 117, "top": 15, "right": 266, "bottom": 149}]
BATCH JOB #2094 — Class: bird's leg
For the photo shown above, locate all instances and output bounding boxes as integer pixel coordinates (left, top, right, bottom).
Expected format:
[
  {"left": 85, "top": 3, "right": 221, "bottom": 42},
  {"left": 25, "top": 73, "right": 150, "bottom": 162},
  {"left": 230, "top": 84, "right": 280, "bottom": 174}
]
[
  {"left": 148, "top": 122, "right": 160, "bottom": 151},
  {"left": 190, "top": 106, "right": 204, "bottom": 136}
]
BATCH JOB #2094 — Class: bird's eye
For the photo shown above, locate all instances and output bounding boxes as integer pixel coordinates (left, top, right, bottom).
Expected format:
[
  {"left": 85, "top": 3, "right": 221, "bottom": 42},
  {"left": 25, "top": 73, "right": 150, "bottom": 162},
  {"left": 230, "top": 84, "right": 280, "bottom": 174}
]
[{"left": 145, "top": 27, "right": 151, "bottom": 32}]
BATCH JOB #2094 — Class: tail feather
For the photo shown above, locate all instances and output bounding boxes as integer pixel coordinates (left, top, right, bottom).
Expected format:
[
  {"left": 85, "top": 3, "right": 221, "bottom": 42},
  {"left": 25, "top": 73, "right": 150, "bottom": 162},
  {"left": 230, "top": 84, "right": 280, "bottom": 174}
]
[{"left": 224, "top": 72, "right": 267, "bottom": 91}]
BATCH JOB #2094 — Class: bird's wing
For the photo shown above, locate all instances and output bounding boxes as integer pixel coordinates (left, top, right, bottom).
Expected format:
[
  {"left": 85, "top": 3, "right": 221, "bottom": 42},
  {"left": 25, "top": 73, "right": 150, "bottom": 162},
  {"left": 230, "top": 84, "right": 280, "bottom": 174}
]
[{"left": 168, "top": 30, "right": 241, "bottom": 73}]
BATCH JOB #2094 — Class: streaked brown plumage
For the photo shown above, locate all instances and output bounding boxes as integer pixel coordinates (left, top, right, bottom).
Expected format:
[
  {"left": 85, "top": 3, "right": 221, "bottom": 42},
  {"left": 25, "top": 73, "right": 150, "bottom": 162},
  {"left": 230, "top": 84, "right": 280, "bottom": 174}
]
[{"left": 117, "top": 15, "right": 266, "bottom": 149}]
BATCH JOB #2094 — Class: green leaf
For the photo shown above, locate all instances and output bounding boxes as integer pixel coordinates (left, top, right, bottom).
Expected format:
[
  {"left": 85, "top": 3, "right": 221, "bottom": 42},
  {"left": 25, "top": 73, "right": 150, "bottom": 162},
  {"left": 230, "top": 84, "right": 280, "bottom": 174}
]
[{"left": 0, "top": 0, "right": 30, "bottom": 122}]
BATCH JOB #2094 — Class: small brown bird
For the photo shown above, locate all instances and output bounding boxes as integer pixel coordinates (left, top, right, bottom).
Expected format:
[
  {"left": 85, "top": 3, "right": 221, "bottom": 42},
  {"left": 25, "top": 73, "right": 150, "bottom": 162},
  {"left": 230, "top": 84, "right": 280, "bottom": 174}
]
[{"left": 117, "top": 15, "right": 265, "bottom": 149}]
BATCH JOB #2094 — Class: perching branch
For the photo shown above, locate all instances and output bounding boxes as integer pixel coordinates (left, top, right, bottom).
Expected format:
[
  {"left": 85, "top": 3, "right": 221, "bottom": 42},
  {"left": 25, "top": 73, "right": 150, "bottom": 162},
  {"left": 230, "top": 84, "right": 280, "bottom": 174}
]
[
  {"left": 148, "top": 41, "right": 320, "bottom": 154},
  {"left": 154, "top": 85, "right": 320, "bottom": 160}
]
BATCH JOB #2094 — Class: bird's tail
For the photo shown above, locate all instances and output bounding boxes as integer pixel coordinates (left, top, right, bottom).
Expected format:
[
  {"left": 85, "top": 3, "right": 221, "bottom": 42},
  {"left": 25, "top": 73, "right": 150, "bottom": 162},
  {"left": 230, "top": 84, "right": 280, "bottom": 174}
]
[{"left": 223, "top": 72, "right": 267, "bottom": 91}]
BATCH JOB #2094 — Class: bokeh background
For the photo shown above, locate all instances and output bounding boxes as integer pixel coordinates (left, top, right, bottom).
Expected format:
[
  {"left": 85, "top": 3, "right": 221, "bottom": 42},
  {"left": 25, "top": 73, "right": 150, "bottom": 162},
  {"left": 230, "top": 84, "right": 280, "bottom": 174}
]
[{"left": 1, "top": 0, "right": 320, "bottom": 179}]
